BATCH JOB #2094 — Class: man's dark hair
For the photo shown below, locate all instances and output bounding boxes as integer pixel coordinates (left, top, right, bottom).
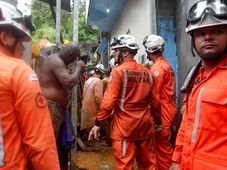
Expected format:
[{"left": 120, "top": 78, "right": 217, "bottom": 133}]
[
  {"left": 59, "top": 43, "right": 81, "bottom": 59},
  {"left": 121, "top": 48, "right": 137, "bottom": 56},
  {"left": 148, "top": 49, "right": 163, "bottom": 56}
]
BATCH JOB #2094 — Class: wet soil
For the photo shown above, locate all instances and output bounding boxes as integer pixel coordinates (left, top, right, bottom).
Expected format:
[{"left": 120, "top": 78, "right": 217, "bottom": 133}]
[
  {"left": 76, "top": 141, "right": 115, "bottom": 170},
  {"left": 76, "top": 149, "right": 115, "bottom": 169}
]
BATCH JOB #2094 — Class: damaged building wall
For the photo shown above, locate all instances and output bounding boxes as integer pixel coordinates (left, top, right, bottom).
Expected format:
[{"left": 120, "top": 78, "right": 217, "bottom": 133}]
[
  {"left": 156, "top": 0, "right": 178, "bottom": 98},
  {"left": 175, "top": 0, "right": 200, "bottom": 107},
  {"left": 111, "top": 0, "right": 152, "bottom": 63}
]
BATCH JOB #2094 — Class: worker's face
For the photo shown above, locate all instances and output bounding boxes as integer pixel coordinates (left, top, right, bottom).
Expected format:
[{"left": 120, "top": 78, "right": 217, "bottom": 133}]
[
  {"left": 147, "top": 52, "right": 155, "bottom": 62},
  {"left": 112, "top": 49, "right": 129, "bottom": 65},
  {"left": 14, "top": 40, "right": 25, "bottom": 59},
  {"left": 194, "top": 25, "right": 227, "bottom": 60},
  {"left": 0, "top": 31, "right": 15, "bottom": 51},
  {"left": 113, "top": 49, "right": 120, "bottom": 63},
  {"left": 0, "top": 31, "right": 25, "bottom": 58}
]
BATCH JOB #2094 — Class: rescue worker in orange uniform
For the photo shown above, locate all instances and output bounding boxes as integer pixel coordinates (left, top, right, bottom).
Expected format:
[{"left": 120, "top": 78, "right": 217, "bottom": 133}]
[
  {"left": 170, "top": 0, "right": 227, "bottom": 169},
  {"left": 81, "top": 64, "right": 105, "bottom": 130},
  {"left": 143, "top": 34, "right": 177, "bottom": 170},
  {"left": 0, "top": 1, "right": 60, "bottom": 169},
  {"left": 38, "top": 36, "right": 51, "bottom": 49},
  {"left": 89, "top": 34, "right": 162, "bottom": 170}
]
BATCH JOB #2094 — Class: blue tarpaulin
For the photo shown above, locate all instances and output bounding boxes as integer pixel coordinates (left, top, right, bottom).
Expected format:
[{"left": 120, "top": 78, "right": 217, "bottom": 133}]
[
  {"left": 61, "top": 111, "right": 75, "bottom": 150},
  {"left": 97, "top": 39, "right": 107, "bottom": 56}
]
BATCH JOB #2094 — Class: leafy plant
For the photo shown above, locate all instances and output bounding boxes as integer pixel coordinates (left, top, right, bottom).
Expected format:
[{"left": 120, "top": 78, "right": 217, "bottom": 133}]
[{"left": 31, "top": 0, "right": 99, "bottom": 45}]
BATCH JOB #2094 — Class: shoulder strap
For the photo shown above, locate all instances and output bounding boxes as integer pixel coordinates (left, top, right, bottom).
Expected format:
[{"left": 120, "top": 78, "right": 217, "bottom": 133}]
[{"left": 181, "top": 59, "right": 202, "bottom": 93}]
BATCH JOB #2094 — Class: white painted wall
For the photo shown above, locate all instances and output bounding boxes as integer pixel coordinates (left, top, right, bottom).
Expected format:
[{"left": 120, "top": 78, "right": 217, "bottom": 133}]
[
  {"left": 111, "top": 0, "right": 152, "bottom": 64},
  {"left": 22, "top": 42, "right": 32, "bottom": 66},
  {"left": 17, "top": 0, "right": 32, "bottom": 66}
]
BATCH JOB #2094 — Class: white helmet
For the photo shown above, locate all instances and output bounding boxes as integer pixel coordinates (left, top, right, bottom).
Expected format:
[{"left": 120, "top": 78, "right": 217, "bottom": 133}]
[
  {"left": 0, "top": 1, "right": 35, "bottom": 41},
  {"left": 110, "top": 34, "right": 139, "bottom": 50},
  {"left": 89, "top": 70, "right": 95, "bottom": 76},
  {"left": 186, "top": 0, "right": 227, "bottom": 34},
  {"left": 143, "top": 34, "right": 165, "bottom": 54},
  {"left": 94, "top": 64, "right": 105, "bottom": 74}
]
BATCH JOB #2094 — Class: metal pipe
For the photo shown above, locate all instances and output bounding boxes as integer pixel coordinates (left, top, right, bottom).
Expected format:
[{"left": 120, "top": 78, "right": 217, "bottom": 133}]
[
  {"left": 150, "top": 0, "right": 157, "bottom": 34},
  {"left": 56, "top": 0, "right": 61, "bottom": 43}
]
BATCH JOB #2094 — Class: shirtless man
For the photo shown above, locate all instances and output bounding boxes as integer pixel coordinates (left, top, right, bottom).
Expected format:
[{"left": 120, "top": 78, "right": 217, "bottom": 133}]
[
  {"left": 39, "top": 43, "right": 85, "bottom": 169},
  {"left": 39, "top": 43, "right": 85, "bottom": 135}
]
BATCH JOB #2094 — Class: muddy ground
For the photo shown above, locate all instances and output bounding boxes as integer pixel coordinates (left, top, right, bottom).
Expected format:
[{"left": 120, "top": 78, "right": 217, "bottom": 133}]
[{"left": 76, "top": 140, "right": 115, "bottom": 170}]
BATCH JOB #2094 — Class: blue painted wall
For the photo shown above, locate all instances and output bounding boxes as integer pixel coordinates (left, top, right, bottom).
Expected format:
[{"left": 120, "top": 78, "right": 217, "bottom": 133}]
[{"left": 157, "top": 16, "right": 178, "bottom": 97}]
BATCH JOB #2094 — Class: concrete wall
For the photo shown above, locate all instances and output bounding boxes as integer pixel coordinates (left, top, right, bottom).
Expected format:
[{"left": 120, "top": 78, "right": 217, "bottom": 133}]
[
  {"left": 156, "top": 0, "right": 178, "bottom": 98},
  {"left": 110, "top": 0, "right": 201, "bottom": 109},
  {"left": 111, "top": 0, "right": 152, "bottom": 63},
  {"left": 22, "top": 42, "right": 33, "bottom": 67},
  {"left": 103, "top": 0, "right": 201, "bottom": 109},
  {"left": 175, "top": 0, "right": 200, "bottom": 106}
]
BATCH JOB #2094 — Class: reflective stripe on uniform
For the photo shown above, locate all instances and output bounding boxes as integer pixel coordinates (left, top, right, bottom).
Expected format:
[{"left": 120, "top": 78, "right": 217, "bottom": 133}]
[
  {"left": 192, "top": 86, "right": 205, "bottom": 143},
  {"left": 0, "top": 118, "right": 4, "bottom": 166},
  {"left": 148, "top": 72, "right": 153, "bottom": 84},
  {"left": 169, "top": 69, "right": 175, "bottom": 96},
  {"left": 87, "top": 77, "right": 96, "bottom": 88},
  {"left": 122, "top": 140, "right": 126, "bottom": 157},
  {"left": 121, "top": 69, "right": 127, "bottom": 112}
]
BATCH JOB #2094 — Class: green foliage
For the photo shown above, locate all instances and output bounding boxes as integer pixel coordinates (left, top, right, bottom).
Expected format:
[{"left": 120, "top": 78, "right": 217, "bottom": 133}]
[
  {"left": 78, "top": 11, "right": 99, "bottom": 43},
  {"left": 31, "top": 0, "right": 99, "bottom": 45},
  {"left": 32, "top": 25, "right": 56, "bottom": 44}
]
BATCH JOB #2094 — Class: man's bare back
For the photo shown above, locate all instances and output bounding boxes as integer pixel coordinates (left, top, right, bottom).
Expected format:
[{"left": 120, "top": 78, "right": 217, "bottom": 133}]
[
  {"left": 38, "top": 43, "right": 85, "bottom": 170},
  {"left": 39, "top": 44, "right": 85, "bottom": 109}
]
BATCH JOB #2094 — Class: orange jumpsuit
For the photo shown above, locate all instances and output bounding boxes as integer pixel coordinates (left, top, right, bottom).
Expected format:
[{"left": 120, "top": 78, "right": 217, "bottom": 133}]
[
  {"left": 172, "top": 57, "right": 227, "bottom": 169},
  {"left": 96, "top": 58, "right": 161, "bottom": 170},
  {"left": 150, "top": 56, "right": 177, "bottom": 170},
  {"left": 81, "top": 76, "right": 104, "bottom": 130},
  {"left": 0, "top": 53, "right": 60, "bottom": 170},
  {"left": 38, "top": 38, "right": 50, "bottom": 49}
]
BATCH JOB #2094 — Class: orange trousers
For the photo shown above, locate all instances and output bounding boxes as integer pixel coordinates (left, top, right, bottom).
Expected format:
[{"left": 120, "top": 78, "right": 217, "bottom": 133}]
[
  {"left": 112, "top": 138, "right": 157, "bottom": 170},
  {"left": 155, "top": 126, "right": 173, "bottom": 170}
]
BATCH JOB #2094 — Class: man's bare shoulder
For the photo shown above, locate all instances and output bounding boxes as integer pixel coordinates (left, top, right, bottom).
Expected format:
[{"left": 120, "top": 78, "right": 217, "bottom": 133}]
[
  {"left": 45, "top": 54, "right": 65, "bottom": 68},
  {"left": 40, "top": 54, "right": 66, "bottom": 79},
  {"left": 39, "top": 54, "right": 66, "bottom": 89}
]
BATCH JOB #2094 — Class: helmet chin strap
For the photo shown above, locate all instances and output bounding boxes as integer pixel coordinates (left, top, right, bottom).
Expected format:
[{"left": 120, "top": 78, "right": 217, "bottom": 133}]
[{"left": 191, "top": 35, "right": 196, "bottom": 57}]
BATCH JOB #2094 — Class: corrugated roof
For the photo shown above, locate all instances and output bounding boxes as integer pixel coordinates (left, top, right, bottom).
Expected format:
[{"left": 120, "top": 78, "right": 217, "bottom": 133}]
[{"left": 39, "top": 0, "right": 71, "bottom": 12}]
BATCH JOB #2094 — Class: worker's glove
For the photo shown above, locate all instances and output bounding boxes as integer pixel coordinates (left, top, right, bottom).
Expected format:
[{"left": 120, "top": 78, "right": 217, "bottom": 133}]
[
  {"left": 155, "top": 124, "right": 163, "bottom": 133},
  {"left": 88, "top": 125, "right": 100, "bottom": 141}
]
